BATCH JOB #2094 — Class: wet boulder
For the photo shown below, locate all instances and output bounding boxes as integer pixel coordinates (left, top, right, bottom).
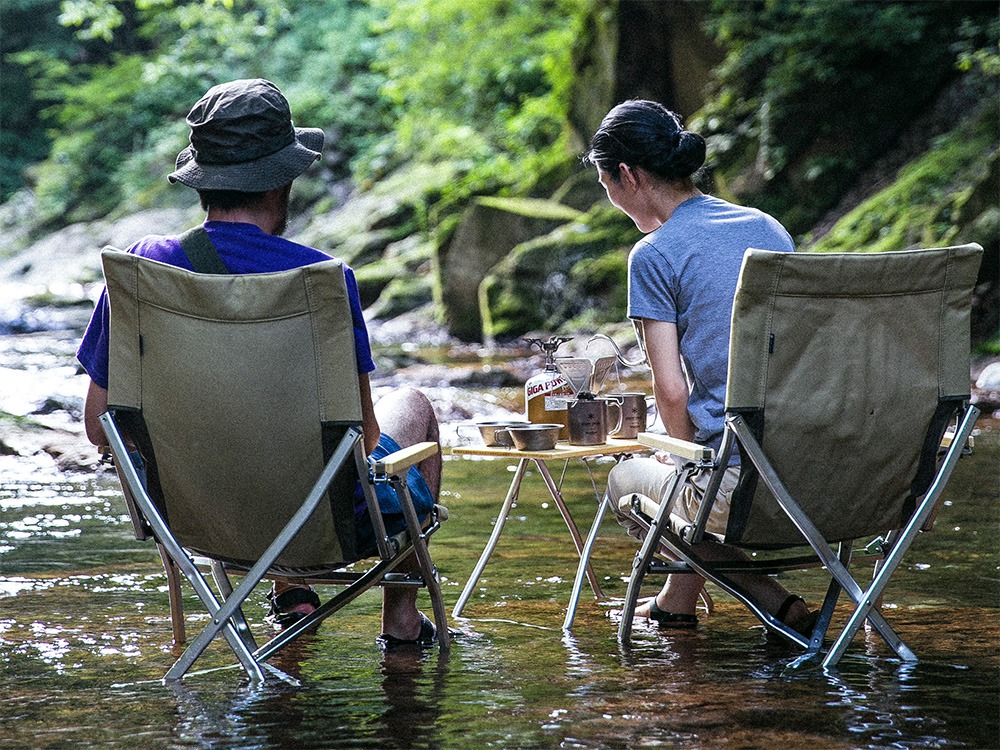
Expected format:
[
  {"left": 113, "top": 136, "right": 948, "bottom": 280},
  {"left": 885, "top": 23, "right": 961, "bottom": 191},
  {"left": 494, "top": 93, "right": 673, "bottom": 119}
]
[
  {"left": 479, "top": 204, "right": 635, "bottom": 343},
  {"left": 437, "top": 196, "right": 583, "bottom": 342}
]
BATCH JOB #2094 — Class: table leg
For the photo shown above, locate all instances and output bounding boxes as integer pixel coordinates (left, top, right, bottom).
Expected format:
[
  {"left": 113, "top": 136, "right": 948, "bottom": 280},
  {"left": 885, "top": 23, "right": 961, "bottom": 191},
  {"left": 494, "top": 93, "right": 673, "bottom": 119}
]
[
  {"left": 452, "top": 457, "right": 529, "bottom": 618},
  {"left": 562, "top": 490, "right": 610, "bottom": 630},
  {"left": 534, "top": 459, "right": 603, "bottom": 600}
]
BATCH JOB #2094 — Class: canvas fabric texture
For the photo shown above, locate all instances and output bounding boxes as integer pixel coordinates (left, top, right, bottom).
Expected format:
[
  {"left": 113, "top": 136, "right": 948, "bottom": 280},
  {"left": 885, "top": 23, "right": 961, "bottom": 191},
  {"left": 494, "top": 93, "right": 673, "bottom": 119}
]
[
  {"left": 724, "top": 245, "right": 981, "bottom": 547},
  {"left": 103, "top": 250, "right": 362, "bottom": 567}
]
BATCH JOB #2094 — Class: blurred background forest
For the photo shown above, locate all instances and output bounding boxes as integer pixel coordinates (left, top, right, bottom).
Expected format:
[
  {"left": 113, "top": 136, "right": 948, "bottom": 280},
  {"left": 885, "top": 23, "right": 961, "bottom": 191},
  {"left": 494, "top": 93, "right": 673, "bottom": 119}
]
[{"left": 1, "top": 0, "right": 997, "bottom": 350}]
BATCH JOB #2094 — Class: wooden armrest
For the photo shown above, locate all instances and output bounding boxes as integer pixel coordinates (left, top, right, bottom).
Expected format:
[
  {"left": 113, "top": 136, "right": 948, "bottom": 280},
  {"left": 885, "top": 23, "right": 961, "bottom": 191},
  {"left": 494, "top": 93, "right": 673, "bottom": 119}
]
[
  {"left": 372, "top": 441, "right": 438, "bottom": 476},
  {"left": 637, "top": 432, "right": 714, "bottom": 463},
  {"left": 941, "top": 431, "right": 973, "bottom": 450}
]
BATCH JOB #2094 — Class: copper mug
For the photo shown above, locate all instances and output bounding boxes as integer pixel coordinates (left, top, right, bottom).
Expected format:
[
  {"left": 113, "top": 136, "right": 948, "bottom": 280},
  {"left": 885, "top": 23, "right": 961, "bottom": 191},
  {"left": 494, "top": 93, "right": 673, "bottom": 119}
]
[
  {"left": 607, "top": 392, "right": 656, "bottom": 439},
  {"left": 567, "top": 393, "right": 623, "bottom": 446}
]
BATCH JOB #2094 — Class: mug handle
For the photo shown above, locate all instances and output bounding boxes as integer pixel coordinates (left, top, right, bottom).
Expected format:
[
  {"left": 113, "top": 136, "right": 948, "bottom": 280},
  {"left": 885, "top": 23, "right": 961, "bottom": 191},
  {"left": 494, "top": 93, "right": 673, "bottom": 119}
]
[
  {"left": 606, "top": 400, "right": 624, "bottom": 437},
  {"left": 494, "top": 428, "right": 512, "bottom": 448}
]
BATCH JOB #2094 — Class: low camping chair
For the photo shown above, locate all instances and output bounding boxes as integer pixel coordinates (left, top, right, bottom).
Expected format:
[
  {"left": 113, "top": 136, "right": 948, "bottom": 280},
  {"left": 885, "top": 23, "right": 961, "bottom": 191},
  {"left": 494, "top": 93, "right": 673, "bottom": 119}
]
[
  {"left": 613, "top": 244, "right": 982, "bottom": 669},
  {"left": 98, "top": 249, "right": 450, "bottom": 683}
]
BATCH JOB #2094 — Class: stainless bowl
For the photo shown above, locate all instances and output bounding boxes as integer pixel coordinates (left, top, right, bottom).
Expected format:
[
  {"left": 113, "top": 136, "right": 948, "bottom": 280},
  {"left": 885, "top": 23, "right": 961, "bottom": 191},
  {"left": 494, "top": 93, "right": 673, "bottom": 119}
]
[
  {"left": 500, "top": 423, "right": 562, "bottom": 451},
  {"left": 477, "top": 420, "right": 530, "bottom": 447}
]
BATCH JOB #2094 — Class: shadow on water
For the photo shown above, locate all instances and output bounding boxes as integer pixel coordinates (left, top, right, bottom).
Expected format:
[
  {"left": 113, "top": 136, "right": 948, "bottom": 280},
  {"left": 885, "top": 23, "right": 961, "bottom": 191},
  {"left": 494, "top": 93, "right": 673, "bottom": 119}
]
[{"left": 1, "top": 331, "right": 998, "bottom": 748}]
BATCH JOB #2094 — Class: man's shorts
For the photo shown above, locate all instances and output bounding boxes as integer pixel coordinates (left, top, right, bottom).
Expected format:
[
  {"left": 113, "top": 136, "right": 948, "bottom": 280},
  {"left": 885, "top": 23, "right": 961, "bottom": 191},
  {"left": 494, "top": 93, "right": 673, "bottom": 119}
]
[{"left": 355, "top": 433, "right": 435, "bottom": 556}]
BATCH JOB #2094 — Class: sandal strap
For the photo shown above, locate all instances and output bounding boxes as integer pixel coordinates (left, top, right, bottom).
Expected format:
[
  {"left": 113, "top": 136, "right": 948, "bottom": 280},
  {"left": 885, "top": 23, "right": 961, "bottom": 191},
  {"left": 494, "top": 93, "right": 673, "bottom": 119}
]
[
  {"left": 377, "top": 612, "right": 437, "bottom": 650},
  {"left": 648, "top": 598, "right": 698, "bottom": 627},
  {"left": 775, "top": 594, "right": 804, "bottom": 624},
  {"left": 268, "top": 586, "right": 320, "bottom": 614}
]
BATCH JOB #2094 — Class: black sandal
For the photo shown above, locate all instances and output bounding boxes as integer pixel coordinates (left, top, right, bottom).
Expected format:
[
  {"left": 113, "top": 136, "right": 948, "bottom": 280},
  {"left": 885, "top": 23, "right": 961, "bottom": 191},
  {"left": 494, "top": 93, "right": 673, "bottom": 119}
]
[
  {"left": 647, "top": 598, "right": 698, "bottom": 629},
  {"left": 377, "top": 612, "right": 438, "bottom": 651},
  {"left": 265, "top": 586, "right": 320, "bottom": 629},
  {"left": 776, "top": 594, "right": 817, "bottom": 637}
]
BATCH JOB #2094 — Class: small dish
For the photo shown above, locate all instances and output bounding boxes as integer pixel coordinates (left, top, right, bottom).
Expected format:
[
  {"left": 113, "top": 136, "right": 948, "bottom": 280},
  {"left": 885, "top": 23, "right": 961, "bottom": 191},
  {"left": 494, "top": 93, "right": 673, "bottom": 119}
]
[
  {"left": 497, "top": 423, "right": 562, "bottom": 451},
  {"left": 477, "top": 420, "right": 530, "bottom": 447}
]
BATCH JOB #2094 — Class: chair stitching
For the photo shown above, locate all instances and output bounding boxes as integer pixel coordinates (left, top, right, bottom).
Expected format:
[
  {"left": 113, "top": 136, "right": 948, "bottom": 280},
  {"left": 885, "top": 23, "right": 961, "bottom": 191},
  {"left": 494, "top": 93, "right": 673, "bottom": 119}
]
[
  {"left": 937, "top": 248, "right": 953, "bottom": 400},
  {"left": 134, "top": 301, "right": 306, "bottom": 323},
  {"left": 760, "top": 254, "right": 785, "bottom": 406},
  {"left": 131, "top": 257, "right": 142, "bottom": 409},
  {"left": 303, "top": 267, "right": 327, "bottom": 423},
  {"left": 771, "top": 289, "right": 939, "bottom": 299}
]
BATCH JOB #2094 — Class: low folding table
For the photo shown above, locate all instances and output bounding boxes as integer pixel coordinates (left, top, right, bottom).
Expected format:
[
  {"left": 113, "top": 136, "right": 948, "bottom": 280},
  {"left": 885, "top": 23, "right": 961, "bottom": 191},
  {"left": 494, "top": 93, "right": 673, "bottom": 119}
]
[{"left": 450, "top": 438, "right": 646, "bottom": 619}]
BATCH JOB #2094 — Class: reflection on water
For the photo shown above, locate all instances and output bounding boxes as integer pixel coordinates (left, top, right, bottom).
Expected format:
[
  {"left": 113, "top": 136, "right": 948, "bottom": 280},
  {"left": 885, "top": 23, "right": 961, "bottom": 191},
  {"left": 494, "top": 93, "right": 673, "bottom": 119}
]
[
  {"left": 2, "top": 432, "right": 998, "bottom": 749},
  {"left": 1, "top": 328, "right": 998, "bottom": 748}
]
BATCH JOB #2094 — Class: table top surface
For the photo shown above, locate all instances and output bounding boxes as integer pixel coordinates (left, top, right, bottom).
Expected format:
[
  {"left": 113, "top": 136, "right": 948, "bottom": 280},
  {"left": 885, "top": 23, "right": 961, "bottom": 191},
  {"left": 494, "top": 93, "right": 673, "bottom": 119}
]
[{"left": 451, "top": 437, "right": 649, "bottom": 460}]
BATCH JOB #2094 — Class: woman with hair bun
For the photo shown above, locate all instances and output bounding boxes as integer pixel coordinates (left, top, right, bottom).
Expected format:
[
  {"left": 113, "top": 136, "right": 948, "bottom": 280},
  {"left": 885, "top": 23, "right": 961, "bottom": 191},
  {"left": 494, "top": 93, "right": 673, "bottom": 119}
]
[{"left": 585, "top": 100, "right": 814, "bottom": 635}]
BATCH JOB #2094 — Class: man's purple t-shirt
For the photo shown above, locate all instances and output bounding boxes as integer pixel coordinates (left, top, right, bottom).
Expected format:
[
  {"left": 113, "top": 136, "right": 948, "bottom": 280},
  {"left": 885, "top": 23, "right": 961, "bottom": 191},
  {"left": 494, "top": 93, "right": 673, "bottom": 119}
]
[{"left": 77, "top": 221, "right": 376, "bottom": 388}]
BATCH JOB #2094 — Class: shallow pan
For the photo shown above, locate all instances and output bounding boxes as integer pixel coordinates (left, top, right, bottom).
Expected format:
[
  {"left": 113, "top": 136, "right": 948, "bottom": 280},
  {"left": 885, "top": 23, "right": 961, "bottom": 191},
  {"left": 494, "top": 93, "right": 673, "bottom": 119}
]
[
  {"left": 497, "top": 423, "right": 562, "bottom": 451},
  {"left": 477, "top": 420, "right": 530, "bottom": 447}
]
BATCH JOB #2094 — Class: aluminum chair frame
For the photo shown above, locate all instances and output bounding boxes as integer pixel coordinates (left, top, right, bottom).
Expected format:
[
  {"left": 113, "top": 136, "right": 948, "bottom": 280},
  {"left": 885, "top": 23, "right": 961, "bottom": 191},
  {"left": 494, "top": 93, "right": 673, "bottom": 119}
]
[
  {"left": 607, "top": 244, "right": 983, "bottom": 668},
  {"left": 97, "top": 250, "right": 450, "bottom": 683},
  {"left": 619, "top": 404, "right": 978, "bottom": 668}
]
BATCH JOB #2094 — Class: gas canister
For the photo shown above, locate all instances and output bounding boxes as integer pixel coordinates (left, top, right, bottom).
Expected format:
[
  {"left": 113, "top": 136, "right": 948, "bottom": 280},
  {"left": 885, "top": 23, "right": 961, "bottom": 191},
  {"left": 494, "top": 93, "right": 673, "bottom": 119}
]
[{"left": 523, "top": 336, "right": 574, "bottom": 439}]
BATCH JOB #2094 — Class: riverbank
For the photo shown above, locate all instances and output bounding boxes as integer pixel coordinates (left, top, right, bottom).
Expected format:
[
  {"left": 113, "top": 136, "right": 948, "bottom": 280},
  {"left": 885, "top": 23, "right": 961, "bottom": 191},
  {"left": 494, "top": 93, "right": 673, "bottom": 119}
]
[{"left": 1, "top": 319, "right": 997, "bottom": 475}]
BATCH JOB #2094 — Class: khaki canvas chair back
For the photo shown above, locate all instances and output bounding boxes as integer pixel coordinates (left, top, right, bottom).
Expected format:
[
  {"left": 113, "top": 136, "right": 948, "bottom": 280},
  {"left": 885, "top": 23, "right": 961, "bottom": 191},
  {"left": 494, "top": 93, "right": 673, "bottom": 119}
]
[
  {"left": 613, "top": 244, "right": 982, "bottom": 669},
  {"left": 724, "top": 245, "right": 980, "bottom": 548},
  {"left": 99, "top": 250, "right": 449, "bottom": 682}
]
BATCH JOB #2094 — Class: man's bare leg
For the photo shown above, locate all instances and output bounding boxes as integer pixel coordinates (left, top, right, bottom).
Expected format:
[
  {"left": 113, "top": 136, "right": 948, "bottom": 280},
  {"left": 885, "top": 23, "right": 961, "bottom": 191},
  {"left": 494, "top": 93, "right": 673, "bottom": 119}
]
[{"left": 375, "top": 387, "right": 442, "bottom": 640}]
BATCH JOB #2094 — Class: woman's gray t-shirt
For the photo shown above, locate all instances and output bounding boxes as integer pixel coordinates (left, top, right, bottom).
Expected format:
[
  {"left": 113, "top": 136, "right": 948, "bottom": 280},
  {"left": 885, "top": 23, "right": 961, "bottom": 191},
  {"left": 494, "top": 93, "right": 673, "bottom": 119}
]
[{"left": 627, "top": 194, "right": 794, "bottom": 455}]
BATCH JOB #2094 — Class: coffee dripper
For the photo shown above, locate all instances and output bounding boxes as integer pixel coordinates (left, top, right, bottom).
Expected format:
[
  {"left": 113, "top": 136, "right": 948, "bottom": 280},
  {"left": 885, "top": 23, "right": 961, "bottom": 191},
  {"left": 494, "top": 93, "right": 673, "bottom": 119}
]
[{"left": 556, "top": 354, "right": 623, "bottom": 445}]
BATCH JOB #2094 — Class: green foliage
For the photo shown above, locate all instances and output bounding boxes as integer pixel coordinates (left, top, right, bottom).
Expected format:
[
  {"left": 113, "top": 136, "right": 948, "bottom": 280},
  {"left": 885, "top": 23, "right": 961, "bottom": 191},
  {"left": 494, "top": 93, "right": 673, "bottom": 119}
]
[
  {"left": 977, "top": 332, "right": 1000, "bottom": 357},
  {"left": 6, "top": 0, "right": 996, "bottom": 307},
  {"left": 0, "top": 0, "right": 78, "bottom": 201},
  {"left": 367, "top": 0, "right": 588, "bottom": 208},
  {"left": 8, "top": 0, "right": 396, "bottom": 222},
  {"left": 955, "top": 15, "right": 1000, "bottom": 77},
  {"left": 32, "top": 54, "right": 182, "bottom": 221},
  {"left": 694, "top": 0, "right": 999, "bottom": 234},
  {"left": 59, "top": 0, "right": 127, "bottom": 42},
  {"left": 265, "top": 2, "right": 391, "bottom": 164}
]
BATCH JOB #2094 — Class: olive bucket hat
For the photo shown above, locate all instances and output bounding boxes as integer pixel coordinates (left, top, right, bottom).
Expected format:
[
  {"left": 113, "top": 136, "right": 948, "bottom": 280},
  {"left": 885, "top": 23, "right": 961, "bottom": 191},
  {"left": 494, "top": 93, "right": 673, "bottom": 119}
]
[{"left": 168, "top": 78, "right": 323, "bottom": 192}]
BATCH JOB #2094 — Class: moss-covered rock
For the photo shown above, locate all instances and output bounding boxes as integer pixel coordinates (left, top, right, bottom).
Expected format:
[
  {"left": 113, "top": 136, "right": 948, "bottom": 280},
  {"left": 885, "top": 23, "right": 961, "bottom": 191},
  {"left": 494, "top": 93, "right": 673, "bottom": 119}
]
[
  {"left": 806, "top": 101, "right": 999, "bottom": 349},
  {"left": 479, "top": 204, "right": 636, "bottom": 342},
  {"left": 358, "top": 235, "right": 436, "bottom": 318},
  {"left": 436, "top": 196, "right": 584, "bottom": 341},
  {"left": 296, "top": 161, "right": 458, "bottom": 265},
  {"left": 808, "top": 108, "right": 998, "bottom": 254}
]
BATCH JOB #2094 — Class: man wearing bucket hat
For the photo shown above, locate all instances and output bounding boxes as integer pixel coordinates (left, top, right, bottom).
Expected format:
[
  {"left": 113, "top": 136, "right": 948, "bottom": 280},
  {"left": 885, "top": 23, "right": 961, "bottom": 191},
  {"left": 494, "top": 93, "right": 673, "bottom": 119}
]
[{"left": 78, "top": 79, "right": 443, "bottom": 649}]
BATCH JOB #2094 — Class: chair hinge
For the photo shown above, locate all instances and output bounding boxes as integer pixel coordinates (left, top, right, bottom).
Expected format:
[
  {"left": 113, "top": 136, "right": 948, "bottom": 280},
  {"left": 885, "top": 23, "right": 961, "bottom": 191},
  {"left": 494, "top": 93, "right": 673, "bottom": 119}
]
[{"left": 865, "top": 536, "right": 887, "bottom": 556}]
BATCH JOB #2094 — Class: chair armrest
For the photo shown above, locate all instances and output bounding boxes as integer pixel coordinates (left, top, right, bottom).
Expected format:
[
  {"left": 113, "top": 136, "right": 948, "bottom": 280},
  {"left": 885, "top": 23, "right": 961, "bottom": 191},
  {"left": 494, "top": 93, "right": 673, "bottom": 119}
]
[
  {"left": 940, "top": 430, "right": 974, "bottom": 451},
  {"left": 372, "top": 441, "right": 438, "bottom": 476},
  {"left": 637, "top": 432, "right": 714, "bottom": 463}
]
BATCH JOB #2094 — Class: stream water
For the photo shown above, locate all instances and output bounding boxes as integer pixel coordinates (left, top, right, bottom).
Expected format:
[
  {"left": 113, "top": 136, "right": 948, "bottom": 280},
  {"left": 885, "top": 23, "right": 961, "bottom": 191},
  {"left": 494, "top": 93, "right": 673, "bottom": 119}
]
[{"left": 1, "top": 313, "right": 998, "bottom": 749}]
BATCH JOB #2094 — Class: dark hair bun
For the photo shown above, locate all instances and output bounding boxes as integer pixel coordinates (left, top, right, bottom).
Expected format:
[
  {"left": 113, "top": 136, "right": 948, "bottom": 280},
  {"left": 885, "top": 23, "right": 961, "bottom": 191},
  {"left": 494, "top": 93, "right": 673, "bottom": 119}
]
[
  {"left": 652, "top": 130, "right": 705, "bottom": 180},
  {"left": 584, "top": 100, "right": 706, "bottom": 183}
]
